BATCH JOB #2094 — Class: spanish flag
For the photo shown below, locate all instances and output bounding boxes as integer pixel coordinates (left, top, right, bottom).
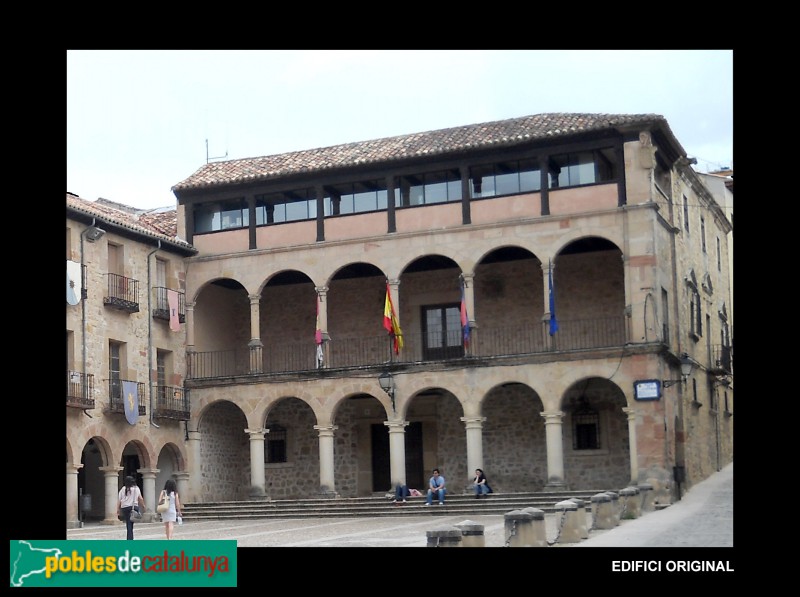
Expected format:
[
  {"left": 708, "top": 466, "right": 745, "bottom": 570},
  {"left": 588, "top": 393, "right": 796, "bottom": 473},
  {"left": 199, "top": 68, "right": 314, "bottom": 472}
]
[{"left": 383, "top": 283, "right": 404, "bottom": 354}]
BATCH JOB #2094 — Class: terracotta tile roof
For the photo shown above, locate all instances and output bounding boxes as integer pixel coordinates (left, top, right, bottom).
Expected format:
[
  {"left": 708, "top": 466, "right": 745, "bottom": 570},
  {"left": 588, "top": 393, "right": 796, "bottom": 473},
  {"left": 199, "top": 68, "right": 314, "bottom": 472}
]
[
  {"left": 66, "top": 193, "right": 195, "bottom": 252},
  {"left": 172, "top": 112, "right": 669, "bottom": 193}
]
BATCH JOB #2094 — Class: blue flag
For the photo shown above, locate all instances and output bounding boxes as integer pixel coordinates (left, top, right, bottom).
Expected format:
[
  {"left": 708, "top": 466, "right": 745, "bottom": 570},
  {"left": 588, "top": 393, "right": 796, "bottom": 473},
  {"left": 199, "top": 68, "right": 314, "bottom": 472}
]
[
  {"left": 548, "top": 261, "right": 559, "bottom": 336},
  {"left": 123, "top": 380, "right": 139, "bottom": 425}
]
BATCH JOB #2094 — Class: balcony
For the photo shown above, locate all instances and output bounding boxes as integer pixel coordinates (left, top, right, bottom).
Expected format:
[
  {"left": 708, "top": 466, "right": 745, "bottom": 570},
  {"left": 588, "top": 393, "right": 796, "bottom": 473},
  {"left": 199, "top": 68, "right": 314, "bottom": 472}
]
[
  {"left": 708, "top": 344, "right": 733, "bottom": 375},
  {"left": 152, "top": 287, "right": 186, "bottom": 324},
  {"left": 152, "top": 385, "right": 190, "bottom": 420},
  {"left": 103, "top": 273, "right": 140, "bottom": 313},
  {"left": 107, "top": 380, "right": 146, "bottom": 415},
  {"left": 187, "top": 315, "right": 626, "bottom": 380},
  {"left": 66, "top": 370, "right": 95, "bottom": 409}
]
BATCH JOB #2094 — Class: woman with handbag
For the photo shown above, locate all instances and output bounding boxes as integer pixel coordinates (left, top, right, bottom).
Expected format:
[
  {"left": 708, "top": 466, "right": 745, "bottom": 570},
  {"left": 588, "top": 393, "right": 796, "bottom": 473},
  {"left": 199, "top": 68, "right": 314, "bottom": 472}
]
[
  {"left": 158, "top": 479, "right": 183, "bottom": 539},
  {"left": 116, "top": 476, "right": 146, "bottom": 540}
]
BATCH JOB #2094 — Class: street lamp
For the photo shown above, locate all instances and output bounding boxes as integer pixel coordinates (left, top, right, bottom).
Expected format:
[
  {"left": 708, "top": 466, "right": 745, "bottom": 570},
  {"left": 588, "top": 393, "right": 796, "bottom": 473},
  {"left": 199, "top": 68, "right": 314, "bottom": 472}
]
[
  {"left": 378, "top": 371, "right": 396, "bottom": 412},
  {"left": 662, "top": 353, "right": 696, "bottom": 388}
]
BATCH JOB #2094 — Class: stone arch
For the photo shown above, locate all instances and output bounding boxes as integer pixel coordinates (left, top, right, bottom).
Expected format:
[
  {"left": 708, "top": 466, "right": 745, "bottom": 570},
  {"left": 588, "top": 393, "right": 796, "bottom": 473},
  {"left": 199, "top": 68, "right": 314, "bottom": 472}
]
[
  {"left": 481, "top": 381, "right": 546, "bottom": 492},
  {"left": 561, "top": 376, "right": 630, "bottom": 489}
]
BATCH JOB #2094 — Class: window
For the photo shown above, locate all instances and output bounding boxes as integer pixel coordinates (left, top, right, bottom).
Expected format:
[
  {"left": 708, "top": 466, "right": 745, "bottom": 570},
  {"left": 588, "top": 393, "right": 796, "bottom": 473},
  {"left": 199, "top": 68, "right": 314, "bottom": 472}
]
[
  {"left": 701, "top": 216, "right": 706, "bottom": 253},
  {"left": 422, "top": 304, "right": 464, "bottom": 360},
  {"left": 687, "top": 272, "right": 702, "bottom": 339},
  {"left": 257, "top": 188, "right": 317, "bottom": 224},
  {"left": 195, "top": 198, "right": 248, "bottom": 233},
  {"left": 661, "top": 288, "right": 670, "bottom": 344},
  {"left": 109, "top": 341, "right": 122, "bottom": 402},
  {"left": 549, "top": 149, "right": 614, "bottom": 189},
  {"left": 716, "top": 237, "right": 721, "bottom": 271},
  {"left": 265, "top": 425, "right": 287, "bottom": 463},
  {"left": 398, "top": 170, "right": 461, "bottom": 206},
  {"left": 156, "top": 350, "right": 170, "bottom": 401},
  {"left": 471, "top": 159, "right": 540, "bottom": 198},
  {"left": 325, "top": 180, "right": 387, "bottom": 215},
  {"left": 572, "top": 398, "right": 600, "bottom": 450},
  {"left": 683, "top": 195, "right": 690, "bottom": 233}
]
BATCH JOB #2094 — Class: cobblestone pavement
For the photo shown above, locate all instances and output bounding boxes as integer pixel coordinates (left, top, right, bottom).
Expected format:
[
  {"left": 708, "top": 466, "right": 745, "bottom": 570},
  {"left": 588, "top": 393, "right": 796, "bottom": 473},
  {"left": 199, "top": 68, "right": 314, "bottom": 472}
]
[{"left": 66, "top": 462, "right": 732, "bottom": 548}]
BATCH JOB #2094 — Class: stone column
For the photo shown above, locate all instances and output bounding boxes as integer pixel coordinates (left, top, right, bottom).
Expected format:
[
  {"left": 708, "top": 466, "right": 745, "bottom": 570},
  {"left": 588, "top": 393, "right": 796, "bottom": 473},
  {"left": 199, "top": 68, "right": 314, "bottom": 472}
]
[
  {"left": 174, "top": 472, "right": 191, "bottom": 505},
  {"left": 540, "top": 410, "right": 566, "bottom": 489},
  {"left": 460, "top": 416, "right": 486, "bottom": 480},
  {"left": 623, "top": 407, "right": 639, "bottom": 484},
  {"left": 100, "top": 466, "right": 123, "bottom": 525},
  {"left": 386, "top": 420, "right": 409, "bottom": 488},
  {"left": 543, "top": 261, "right": 556, "bottom": 349},
  {"left": 185, "top": 301, "right": 195, "bottom": 348},
  {"left": 314, "top": 425, "right": 338, "bottom": 497},
  {"left": 316, "top": 286, "right": 330, "bottom": 366},
  {"left": 461, "top": 272, "right": 476, "bottom": 330},
  {"left": 67, "top": 463, "right": 83, "bottom": 529},
  {"left": 246, "top": 428, "right": 267, "bottom": 497},
  {"left": 186, "top": 429, "right": 202, "bottom": 502},
  {"left": 138, "top": 468, "right": 160, "bottom": 522},
  {"left": 248, "top": 294, "right": 263, "bottom": 374}
]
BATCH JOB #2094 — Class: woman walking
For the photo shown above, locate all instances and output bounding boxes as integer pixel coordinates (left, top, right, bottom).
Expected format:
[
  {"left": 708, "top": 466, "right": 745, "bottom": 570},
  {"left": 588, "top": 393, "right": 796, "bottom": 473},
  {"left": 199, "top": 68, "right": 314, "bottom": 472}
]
[
  {"left": 158, "top": 479, "right": 183, "bottom": 539},
  {"left": 116, "top": 476, "right": 146, "bottom": 540}
]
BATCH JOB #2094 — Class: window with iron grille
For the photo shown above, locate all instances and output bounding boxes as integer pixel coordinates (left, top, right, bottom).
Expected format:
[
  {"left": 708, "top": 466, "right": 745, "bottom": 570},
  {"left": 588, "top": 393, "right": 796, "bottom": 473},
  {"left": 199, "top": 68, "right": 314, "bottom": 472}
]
[
  {"left": 573, "top": 399, "right": 600, "bottom": 450},
  {"left": 265, "top": 425, "right": 287, "bottom": 463}
]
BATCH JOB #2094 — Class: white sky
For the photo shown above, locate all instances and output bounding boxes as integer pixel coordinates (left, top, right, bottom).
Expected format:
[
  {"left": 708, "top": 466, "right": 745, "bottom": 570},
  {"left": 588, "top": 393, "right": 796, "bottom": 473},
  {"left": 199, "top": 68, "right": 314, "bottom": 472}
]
[{"left": 67, "top": 49, "right": 733, "bottom": 211}]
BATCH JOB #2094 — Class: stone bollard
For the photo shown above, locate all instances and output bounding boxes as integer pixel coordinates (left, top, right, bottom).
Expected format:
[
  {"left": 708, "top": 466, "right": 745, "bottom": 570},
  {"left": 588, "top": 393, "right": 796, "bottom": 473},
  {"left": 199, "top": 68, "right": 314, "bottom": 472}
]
[
  {"left": 426, "top": 526, "right": 462, "bottom": 547},
  {"left": 454, "top": 520, "right": 485, "bottom": 547},
  {"left": 505, "top": 509, "right": 547, "bottom": 547},
  {"left": 553, "top": 500, "right": 583, "bottom": 544},
  {"left": 638, "top": 482, "right": 655, "bottom": 512},
  {"left": 619, "top": 487, "right": 641, "bottom": 519},
  {"left": 568, "top": 498, "right": 590, "bottom": 539},
  {"left": 604, "top": 491, "right": 621, "bottom": 525},
  {"left": 591, "top": 493, "right": 616, "bottom": 529}
]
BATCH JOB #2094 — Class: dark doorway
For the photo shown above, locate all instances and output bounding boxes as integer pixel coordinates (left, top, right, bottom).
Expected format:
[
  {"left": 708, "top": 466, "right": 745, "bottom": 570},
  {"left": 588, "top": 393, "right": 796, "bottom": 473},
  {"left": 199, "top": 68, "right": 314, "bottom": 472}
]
[{"left": 371, "top": 422, "right": 424, "bottom": 492}]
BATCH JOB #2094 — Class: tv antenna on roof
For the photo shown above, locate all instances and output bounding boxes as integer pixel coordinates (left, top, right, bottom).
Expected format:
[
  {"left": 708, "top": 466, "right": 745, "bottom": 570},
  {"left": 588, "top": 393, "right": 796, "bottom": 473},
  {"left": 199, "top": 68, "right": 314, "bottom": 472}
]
[{"left": 206, "top": 139, "right": 228, "bottom": 164}]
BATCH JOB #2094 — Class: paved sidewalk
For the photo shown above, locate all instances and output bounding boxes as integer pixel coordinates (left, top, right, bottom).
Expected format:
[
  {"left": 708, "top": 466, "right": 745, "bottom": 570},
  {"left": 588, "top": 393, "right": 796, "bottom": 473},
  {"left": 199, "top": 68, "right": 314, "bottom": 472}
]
[{"left": 66, "top": 462, "right": 732, "bottom": 548}]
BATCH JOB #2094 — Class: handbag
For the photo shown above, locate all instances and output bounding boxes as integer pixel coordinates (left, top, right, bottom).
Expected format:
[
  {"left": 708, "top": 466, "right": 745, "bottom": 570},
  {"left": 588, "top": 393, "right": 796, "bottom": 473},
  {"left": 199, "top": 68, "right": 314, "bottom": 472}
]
[
  {"left": 157, "top": 492, "right": 170, "bottom": 514},
  {"left": 130, "top": 505, "right": 143, "bottom": 521}
]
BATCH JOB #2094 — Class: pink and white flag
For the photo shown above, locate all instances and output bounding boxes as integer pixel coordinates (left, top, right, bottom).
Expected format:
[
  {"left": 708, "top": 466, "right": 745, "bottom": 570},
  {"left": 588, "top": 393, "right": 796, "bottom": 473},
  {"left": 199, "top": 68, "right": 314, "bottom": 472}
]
[{"left": 167, "top": 289, "right": 181, "bottom": 332}]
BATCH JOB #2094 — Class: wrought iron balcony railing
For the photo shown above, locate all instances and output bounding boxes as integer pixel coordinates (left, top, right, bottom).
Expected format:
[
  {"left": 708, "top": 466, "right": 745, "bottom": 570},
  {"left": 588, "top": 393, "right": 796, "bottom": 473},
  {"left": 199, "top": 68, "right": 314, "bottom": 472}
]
[
  {"left": 709, "top": 344, "right": 733, "bottom": 375},
  {"left": 152, "top": 385, "right": 190, "bottom": 420},
  {"left": 66, "top": 370, "right": 95, "bottom": 409},
  {"left": 187, "top": 315, "right": 627, "bottom": 380},
  {"left": 107, "top": 380, "right": 146, "bottom": 415},
  {"left": 152, "top": 287, "right": 186, "bottom": 323},
  {"left": 104, "top": 273, "right": 140, "bottom": 313}
]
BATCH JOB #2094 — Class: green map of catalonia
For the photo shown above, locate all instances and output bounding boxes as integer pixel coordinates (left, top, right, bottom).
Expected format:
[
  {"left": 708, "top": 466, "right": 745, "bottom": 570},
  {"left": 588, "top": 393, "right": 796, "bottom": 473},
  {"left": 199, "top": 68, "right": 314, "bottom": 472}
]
[{"left": 10, "top": 541, "right": 62, "bottom": 587}]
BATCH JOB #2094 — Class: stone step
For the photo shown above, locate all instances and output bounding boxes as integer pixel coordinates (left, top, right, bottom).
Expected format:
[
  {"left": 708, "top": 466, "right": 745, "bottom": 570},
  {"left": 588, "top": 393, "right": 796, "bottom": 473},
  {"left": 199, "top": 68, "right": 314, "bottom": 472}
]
[{"left": 181, "top": 490, "right": 608, "bottom": 520}]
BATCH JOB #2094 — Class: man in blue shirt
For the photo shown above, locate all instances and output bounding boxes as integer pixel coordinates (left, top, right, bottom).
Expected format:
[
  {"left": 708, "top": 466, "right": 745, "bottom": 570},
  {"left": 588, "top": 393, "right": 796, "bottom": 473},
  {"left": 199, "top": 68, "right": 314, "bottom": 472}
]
[{"left": 425, "top": 468, "right": 446, "bottom": 505}]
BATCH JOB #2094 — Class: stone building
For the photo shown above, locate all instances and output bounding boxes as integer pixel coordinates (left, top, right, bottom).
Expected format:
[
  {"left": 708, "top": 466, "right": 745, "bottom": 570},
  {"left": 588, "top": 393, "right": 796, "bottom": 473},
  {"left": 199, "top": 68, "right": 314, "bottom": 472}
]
[
  {"left": 66, "top": 112, "right": 733, "bottom": 524},
  {"left": 66, "top": 195, "right": 196, "bottom": 527}
]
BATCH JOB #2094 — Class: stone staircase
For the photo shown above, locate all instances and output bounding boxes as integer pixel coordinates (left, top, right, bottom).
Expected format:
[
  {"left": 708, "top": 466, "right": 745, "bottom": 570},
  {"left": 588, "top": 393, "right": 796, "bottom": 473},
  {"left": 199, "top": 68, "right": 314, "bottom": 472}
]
[{"left": 181, "top": 489, "right": 608, "bottom": 521}]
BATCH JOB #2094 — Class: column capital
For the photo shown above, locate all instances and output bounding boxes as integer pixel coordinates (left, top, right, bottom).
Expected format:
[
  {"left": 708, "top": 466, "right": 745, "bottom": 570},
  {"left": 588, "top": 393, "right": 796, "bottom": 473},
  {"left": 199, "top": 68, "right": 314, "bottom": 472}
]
[
  {"left": 67, "top": 463, "right": 84, "bottom": 474},
  {"left": 460, "top": 416, "right": 487, "bottom": 428},
  {"left": 99, "top": 466, "right": 123, "bottom": 475},
  {"left": 313, "top": 425, "right": 338, "bottom": 436},
  {"left": 174, "top": 471, "right": 191, "bottom": 482},
  {"left": 540, "top": 410, "right": 565, "bottom": 423},
  {"left": 622, "top": 407, "right": 638, "bottom": 421},
  {"left": 384, "top": 420, "right": 410, "bottom": 431},
  {"left": 137, "top": 468, "right": 160, "bottom": 478},
  {"left": 387, "top": 278, "right": 401, "bottom": 287},
  {"left": 245, "top": 428, "right": 267, "bottom": 439}
]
